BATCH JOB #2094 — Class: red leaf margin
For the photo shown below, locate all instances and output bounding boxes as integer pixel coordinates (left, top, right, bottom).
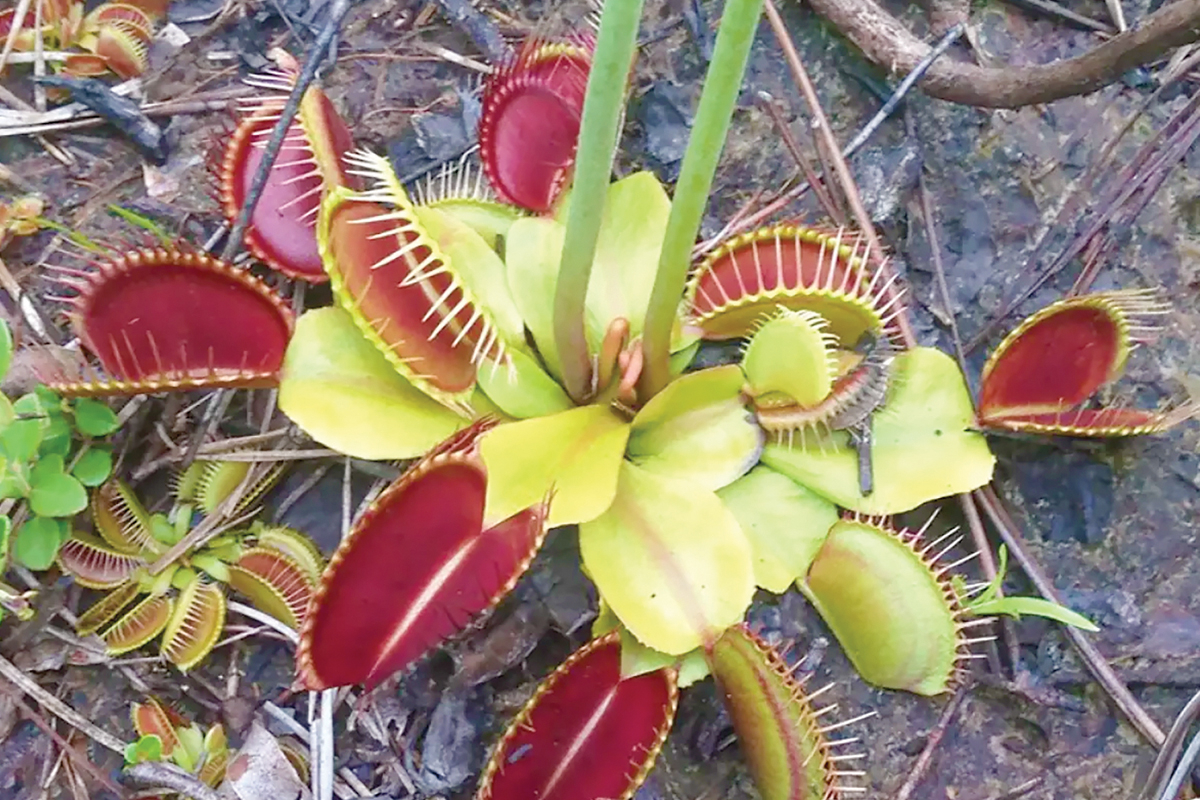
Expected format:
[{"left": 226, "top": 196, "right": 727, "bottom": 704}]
[
  {"left": 476, "top": 631, "right": 678, "bottom": 800},
  {"left": 295, "top": 419, "right": 552, "bottom": 691},
  {"left": 479, "top": 37, "right": 594, "bottom": 213},
  {"left": 46, "top": 247, "right": 294, "bottom": 397},
  {"left": 219, "top": 78, "right": 357, "bottom": 282},
  {"left": 978, "top": 290, "right": 1196, "bottom": 436}
]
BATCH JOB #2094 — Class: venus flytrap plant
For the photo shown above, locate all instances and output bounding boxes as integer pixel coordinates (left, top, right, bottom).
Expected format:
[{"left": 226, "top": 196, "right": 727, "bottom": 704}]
[
  {"left": 976, "top": 289, "right": 1197, "bottom": 434},
  {"left": 44, "top": 245, "right": 294, "bottom": 397},
  {"left": 0, "top": 0, "right": 163, "bottom": 79},
  {"left": 59, "top": 467, "right": 321, "bottom": 671},
  {"left": 126, "top": 696, "right": 230, "bottom": 790},
  {"left": 272, "top": 3, "right": 1037, "bottom": 798},
  {"left": 218, "top": 51, "right": 358, "bottom": 283},
  {"left": 19, "top": 3, "right": 1181, "bottom": 799}
]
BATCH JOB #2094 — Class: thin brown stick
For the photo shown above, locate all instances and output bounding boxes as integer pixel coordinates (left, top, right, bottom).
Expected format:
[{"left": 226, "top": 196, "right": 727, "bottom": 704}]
[
  {"left": 0, "top": 0, "right": 32, "bottom": 75},
  {"left": 988, "top": 777, "right": 1045, "bottom": 800},
  {"left": 0, "top": 96, "right": 245, "bottom": 137},
  {"left": 763, "top": 0, "right": 916, "bottom": 347},
  {"left": 918, "top": 174, "right": 968, "bottom": 380},
  {"left": 895, "top": 688, "right": 967, "bottom": 800},
  {"left": 974, "top": 486, "right": 1165, "bottom": 747},
  {"left": 756, "top": 91, "right": 843, "bottom": 224},
  {"left": 125, "top": 762, "right": 222, "bottom": 800},
  {"left": 0, "top": 685, "right": 124, "bottom": 796},
  {"left": 920, "top": 185, "right": 1014, "bottom": 673},
  {"left": 1002, "top": 0, "right": 1113, "bottom": 34},
  {"left": 967, "top": 89, "right": 1200, "bottom": 351},
  {"left": 196, "top": 448, "right": 343, "bottom": 461},
  {"left": 807, "top": 0, "right": 1200, "bottom": 107},
  {"left": 0, "top": 653, "right": 126, "bottom": 754},
  {"left": 957, "top": 493, "right": 1006, "bottom": 675}
]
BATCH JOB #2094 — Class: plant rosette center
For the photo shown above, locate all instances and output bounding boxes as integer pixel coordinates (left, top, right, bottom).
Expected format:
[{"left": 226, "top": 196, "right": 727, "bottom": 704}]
[{"left": 280, "top": 155, "right": 999, "bottom": 682}]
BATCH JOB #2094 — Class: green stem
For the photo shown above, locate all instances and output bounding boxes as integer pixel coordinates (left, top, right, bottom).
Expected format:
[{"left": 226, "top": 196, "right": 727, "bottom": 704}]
[
  {"left": 553, "top": 0, "right": 644, "bottom": 403},
  {"left": 640, "top": 0, "right": 765, "bottom": 398}
]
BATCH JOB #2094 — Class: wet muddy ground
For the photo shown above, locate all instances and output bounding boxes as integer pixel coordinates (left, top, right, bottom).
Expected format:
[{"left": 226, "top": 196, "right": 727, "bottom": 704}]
[{"left": 2, "top": 0, "right": 1200, "bottom": 797}]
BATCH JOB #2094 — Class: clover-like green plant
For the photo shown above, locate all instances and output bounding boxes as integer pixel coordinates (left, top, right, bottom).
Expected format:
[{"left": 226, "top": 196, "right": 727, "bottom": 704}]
[{"left": 0, "top": 319, "right": 119, "bottom": 571}]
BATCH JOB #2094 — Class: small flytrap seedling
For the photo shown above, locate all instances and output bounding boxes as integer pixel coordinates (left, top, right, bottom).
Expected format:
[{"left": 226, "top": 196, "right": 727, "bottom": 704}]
[
  {"left": 0, "top": 0, "right": 164, "bottom": 79},
  {"left": 260, "top": 1, "right": 1169, "bottom": 797},
  {"left": 0, "top": 195, "right": 45, "bottom": 249},
  {"left": 126, "top": 695, "right": 230, "bottom": 792},
  {"left": 58, "top": 463, "right": 322, "bottom": 670},
  {"left": 0, "top": 319, "right": 119, "bottom": 571}
]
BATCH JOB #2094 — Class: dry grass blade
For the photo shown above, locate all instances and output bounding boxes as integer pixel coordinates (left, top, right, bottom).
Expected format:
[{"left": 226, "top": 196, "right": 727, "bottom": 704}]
[
  {"left": 757, "top": 91, "right": 844, "bottom": 224},
  {"left": 975, "top": 486, "right": 1165, "bottom": 747},
  {"left": 894, "top": 688, "right": 967, "bottom": 800},
  {"left": 763, "top": 0, "right": 915, "bottom": 347}
]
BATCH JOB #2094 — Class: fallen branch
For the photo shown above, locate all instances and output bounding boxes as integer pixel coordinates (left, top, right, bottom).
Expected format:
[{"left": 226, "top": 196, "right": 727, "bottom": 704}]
[
  {"left": 125, "top": 762, "right": 221, "bottom": 800},
  {"left": 804, "top": 0, "right": 1200, "bottom": 107}
]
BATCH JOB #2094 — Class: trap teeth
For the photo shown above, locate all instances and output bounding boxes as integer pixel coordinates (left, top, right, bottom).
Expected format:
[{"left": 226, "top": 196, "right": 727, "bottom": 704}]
[
  {"left": 802, "top": 516, "right": 976, "bottom": 696},
  {"left": 478, "top": 35, "right": 595, "bottom": 212},
  {"left": 978, "top": 290, "right": 1195, "bottom": 436},
  {"left": 48, "top": 247, "right": 293, "bottom": 397},
  {"left": 686, "top": 224, "right": 902, "bottom": 345}
]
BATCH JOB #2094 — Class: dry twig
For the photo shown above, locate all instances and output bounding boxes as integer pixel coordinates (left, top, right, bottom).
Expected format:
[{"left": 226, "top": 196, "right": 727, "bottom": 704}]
[
  {"left": 764, "top": 0, "right": 915, "bottom": 345},
  {"left": 0, "top": 653, "right": 126, "bottom": 754},
  {"left": 125, "top": 762, "right": 222, "bottom": 800},
  {"left": 894, "top": 688, "right": 967, "bottom": 800},
  {"left": 0, "top": 685, "right": 123, "bottom": 796}
]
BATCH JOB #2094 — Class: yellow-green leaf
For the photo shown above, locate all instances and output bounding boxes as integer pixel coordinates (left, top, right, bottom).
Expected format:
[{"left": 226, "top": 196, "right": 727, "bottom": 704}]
[
  {"left": 579, "top": 462, "right": 754, "bottom": 655},
  {"left": 505, "top": 216, "right": 565, "bottom": 380},
  {"left": 717, "top": 465, "right": 837, "bottom": 593},
  {"left": 627, "top": 365, "right": 760, "bottom": 491},
  {"left": 425, "top": 197, "right": 522, "bottom": 249},
  {"left": 278, "top": 307, "right": 468, "bottom": 460},
  {"left": 579, "top": 171, "right": 671, "bottom": 349},
  {"left": 762, "top": 347, "right": 995, "bottom": 514},
  {"left": 593, "top": 602, "right": 711, "bottom": 687},
  {"left": 741, "top": 308, "right": 838, "bottom": 406},
  {"left": 480, "top": 405, "right": 629, "bottom": 527},
  {"left": 474, "top": 346, "right": 574, "bottom": 419}
]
